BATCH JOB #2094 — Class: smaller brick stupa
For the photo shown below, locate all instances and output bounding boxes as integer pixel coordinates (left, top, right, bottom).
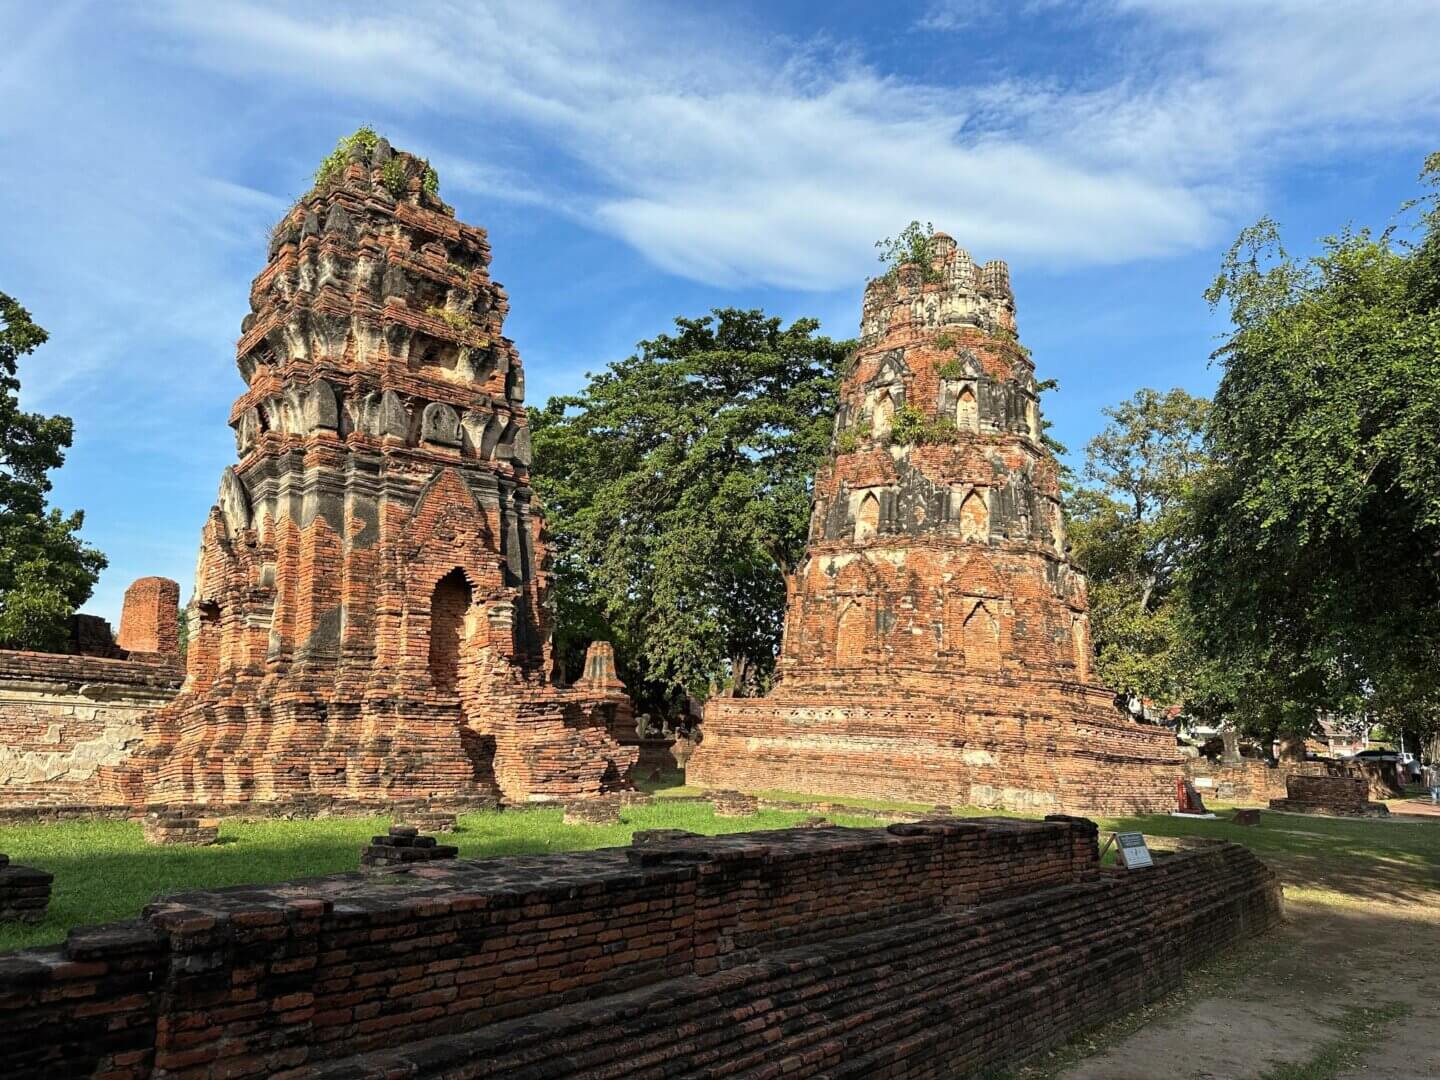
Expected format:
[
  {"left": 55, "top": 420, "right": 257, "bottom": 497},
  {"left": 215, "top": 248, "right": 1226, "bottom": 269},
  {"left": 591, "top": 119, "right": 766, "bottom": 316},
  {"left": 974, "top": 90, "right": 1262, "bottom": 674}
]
[
  {"left": 102, "top": 133, "right": 635, "bottom": 809},
  {"left": 689, "top": 233, "right": 1180, "bottom": 814}
]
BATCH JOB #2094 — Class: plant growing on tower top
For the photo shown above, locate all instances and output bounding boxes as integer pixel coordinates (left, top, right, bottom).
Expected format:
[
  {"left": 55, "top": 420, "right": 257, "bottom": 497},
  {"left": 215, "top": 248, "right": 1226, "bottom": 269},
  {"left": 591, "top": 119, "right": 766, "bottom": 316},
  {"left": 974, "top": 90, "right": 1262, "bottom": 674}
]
[{"left": 875, "top": 220, "right": 943, "bottom": 284}]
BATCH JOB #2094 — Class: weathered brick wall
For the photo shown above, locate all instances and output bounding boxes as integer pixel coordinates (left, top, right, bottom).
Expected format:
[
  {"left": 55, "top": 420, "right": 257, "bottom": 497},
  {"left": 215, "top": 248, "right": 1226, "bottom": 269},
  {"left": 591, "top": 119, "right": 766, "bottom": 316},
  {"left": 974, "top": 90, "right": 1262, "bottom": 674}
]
[
  {"left": 1183, "top": 757, "right": 1289, "bottom": 803},
  {"left": 0, "top": 650, "right": 182, "bottom": 806},
  {"left": 690, "top": 235, "right": 1180, "bottom": 814},
  {"left": 1273, "top": 773, "right": 1381, "bottom": 814},
  {"left": 0, "top": 817, "right": 1281, "bottom": 1078}
]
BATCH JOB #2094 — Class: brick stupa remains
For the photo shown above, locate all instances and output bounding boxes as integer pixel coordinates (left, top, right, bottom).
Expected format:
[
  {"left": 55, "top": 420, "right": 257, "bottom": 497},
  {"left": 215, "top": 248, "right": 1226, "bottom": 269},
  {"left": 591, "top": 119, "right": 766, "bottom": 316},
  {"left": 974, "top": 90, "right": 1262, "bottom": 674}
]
[
  {"left": 690, "top": 235, "right": 1181, "bottom": 814},
  {"left": 102, "top": 136, "right": 635, "bottom": 809}
]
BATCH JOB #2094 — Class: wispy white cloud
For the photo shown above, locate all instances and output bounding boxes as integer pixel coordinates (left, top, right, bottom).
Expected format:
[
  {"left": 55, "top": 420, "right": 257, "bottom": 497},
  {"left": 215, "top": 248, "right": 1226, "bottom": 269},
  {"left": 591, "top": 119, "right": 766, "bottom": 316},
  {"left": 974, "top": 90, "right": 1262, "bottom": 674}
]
[{"left": 144, "top": 0, "right": 1440, "bottom": 290}]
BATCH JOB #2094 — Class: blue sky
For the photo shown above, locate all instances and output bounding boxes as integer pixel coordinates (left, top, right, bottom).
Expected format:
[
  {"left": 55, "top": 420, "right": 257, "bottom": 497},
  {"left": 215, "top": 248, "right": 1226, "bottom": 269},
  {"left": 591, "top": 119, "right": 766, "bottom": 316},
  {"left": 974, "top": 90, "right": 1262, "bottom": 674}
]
[{"left": 3, "top": 0, "right": 1439, "bottom": 624}]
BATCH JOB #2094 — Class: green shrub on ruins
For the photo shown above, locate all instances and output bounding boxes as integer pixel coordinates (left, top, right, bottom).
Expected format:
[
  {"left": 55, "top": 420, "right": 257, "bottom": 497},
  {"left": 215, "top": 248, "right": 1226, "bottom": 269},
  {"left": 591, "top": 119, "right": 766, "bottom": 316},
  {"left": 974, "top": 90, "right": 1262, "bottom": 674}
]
[
  {"left": 886, "top": 405, "right": 961, "bottom": 447},
  {"left": 937, "top": 357, "right": 965, "bottom": 379},
  {"left": 835, "top": 429, "right": 861, "bottom": 454},
  {"left": 314, "top": 126, "right": 379, "bottom": 190},
  {"left": 380, "top": 155, "right": 408, "bottom": 196},
  {"left": 875, "top": 220, "right": 942, "bottom": 284}
]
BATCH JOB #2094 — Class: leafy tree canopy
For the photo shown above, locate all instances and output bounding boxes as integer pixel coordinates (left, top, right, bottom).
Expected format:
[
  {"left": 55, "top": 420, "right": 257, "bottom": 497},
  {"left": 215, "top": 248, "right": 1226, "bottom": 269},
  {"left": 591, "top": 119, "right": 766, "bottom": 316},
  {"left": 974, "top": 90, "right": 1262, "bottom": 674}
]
[
  {"left": 1067, "top": 388, "right": 1211, "bottom": 710},
  {"left": 1189, "top": 152, "right": 1440, "bottom": 751},
  {"left": 0, "top": 293, "right": 107, "bottom": 650},
  {"left": 530, "top": 308, "right": 848, "bottom": 715}
]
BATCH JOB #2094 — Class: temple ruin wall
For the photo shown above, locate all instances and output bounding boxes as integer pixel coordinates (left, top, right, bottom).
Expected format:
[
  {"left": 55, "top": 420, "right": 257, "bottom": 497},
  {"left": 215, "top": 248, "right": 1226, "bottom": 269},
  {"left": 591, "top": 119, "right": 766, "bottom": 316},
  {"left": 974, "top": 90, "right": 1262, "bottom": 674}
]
[
  {"left": 0, "top": 816, "right": 1282, "bottom": 1078},
  {"left": 0, "top": 650, "right": 181, "bottom": 807}
]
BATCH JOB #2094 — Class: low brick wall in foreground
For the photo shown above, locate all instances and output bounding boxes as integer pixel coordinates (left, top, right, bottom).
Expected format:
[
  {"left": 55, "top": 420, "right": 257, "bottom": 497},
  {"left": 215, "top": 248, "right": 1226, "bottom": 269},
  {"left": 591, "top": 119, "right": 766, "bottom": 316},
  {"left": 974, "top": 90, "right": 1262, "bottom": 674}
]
[{"left": 0, "top": 816, "right": 1281, "bottom": 1079}]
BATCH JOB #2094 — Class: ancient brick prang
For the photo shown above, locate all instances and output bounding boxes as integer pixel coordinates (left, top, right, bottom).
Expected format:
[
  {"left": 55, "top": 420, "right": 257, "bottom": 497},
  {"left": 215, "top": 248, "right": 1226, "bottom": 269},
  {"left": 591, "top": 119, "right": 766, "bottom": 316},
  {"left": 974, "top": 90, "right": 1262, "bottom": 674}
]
[
  {"left": 690, "top": 235, "right": 1181, "bottom": 813},
  {"left": 101, "top": 136, "right": 634, "bottom": 810},
  {"left": 0, "top": 817, "right": 1281, "bottom": 1078}
]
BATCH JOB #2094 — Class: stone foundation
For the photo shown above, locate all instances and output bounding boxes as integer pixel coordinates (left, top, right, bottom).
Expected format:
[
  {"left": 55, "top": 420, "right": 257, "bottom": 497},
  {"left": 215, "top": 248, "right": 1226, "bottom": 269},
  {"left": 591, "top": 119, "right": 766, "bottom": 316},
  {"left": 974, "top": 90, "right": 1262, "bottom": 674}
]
[
  {"left": 561, "top": 794, "right": 621, "bottom": 825},
  {"left": 1270, "top": 773, "right": 1389, "bottom": 817},
  {"left": 141, "top": 811, "right": 219, "bottom": 846},
  {"left": 0, "top": 816, "right": 1281, "bottom": 1078},
  {"left": 359, "top": 825, "right": 458, "bottom": 872},
  {"left": 0, "top": 856, "right": 52, "bottom": 924},
  {"left": 711, "top": 789, "right": 759, "bottom": 816},
  {"left": 694, "top": 692, "right": 1181, "bottom": 815}
]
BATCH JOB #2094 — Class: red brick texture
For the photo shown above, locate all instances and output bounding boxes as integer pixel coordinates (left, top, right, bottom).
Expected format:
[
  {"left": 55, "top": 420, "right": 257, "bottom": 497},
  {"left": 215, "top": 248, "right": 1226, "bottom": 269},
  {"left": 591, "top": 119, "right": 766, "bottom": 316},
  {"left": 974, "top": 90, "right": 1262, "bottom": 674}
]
[
  {"left": 1270, "top": 773, "right": 1390, "bottom": 817},
  {"left": 690, "top": 236, "right": 1181, "bottom": 814},
  {"left": 99, "top": 142, "right": 634, "bottom": 810},
  {"left": 0, "top": 817, "right": 1281, "bottom": 1079},
  {"left": 116, "top": 577, "right": 181, "bottom": 658}
]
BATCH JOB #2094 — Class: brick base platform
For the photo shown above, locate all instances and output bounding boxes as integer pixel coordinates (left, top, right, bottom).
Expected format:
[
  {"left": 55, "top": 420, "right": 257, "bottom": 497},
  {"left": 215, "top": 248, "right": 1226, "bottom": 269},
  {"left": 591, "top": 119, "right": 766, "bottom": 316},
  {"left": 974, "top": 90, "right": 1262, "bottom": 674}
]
[
  {"left": 0, "top": 855, "right": 52, "bottom": 924},
  {"left": 1270, "top": 773, "right": 1390, "bottom": 817},
  {"left": 359, "top": 825, "right": 459, "bottom": 872},
  {"left": 692, "top": 689, "right": 1181, "bottom": 815},
  {"left": 561, "top": 794, "right": 621, "bottom": 825},
  {"left": 0, "top": 816, "right": 1280, "bottom": 1078},
  {"left": 140, "top": 811, "right": 219, "bottom": 846},
  {"left": 711, "top": 789, "right": 759, "bottom": 816}
]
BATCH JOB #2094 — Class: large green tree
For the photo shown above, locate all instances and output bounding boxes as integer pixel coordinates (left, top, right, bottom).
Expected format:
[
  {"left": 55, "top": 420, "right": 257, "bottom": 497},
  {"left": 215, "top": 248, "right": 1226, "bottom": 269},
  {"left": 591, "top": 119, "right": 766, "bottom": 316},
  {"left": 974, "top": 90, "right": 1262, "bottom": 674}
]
[
  {"left": 0, "top": 293, "right": 107, "bottom": 650},
  {"left": 531, "top": 309, "right": 848, "bottom": 715},
  {"left": 1066, "top": 388, "right": 1211, "bottom": 710},
  {"left": 1189, "top": 153, "right": 1440, "bottom": 754}
]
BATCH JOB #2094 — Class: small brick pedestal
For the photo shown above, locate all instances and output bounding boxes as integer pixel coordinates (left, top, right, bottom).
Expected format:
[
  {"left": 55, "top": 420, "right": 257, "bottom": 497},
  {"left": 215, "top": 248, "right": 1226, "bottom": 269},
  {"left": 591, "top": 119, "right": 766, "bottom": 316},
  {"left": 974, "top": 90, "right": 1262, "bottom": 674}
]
[
  {"left": 563, "top": 795, "right": 622, "bottom": 825},
  {"left": 1269, "top": 774, "right": 1389, "bottom": 817},
  {"left": 142, "top": 810, "right": 219, "bottom": 845},
  {"left": 393, "top": 806, "right": 457, "bottom": 834},
  {"left": 360, "top": 826, "right": 459, "bottom": 873},
  {"left": 1234, "top": 809, "right": 1261, "bottom": 826},
  {"left": 711, "top": 790, "right": 759, "bottom": 817},
  {"left": 0, "top": 854, "right": 52, "bottom": 923}
]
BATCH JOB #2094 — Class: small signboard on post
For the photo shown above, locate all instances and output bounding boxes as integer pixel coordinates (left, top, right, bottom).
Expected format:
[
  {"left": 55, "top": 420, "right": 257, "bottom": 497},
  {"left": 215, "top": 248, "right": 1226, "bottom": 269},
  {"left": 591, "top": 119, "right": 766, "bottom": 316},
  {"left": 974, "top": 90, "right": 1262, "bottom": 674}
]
[{"left": 1115, "top": 831, "right": 1153, "bottom": 870}]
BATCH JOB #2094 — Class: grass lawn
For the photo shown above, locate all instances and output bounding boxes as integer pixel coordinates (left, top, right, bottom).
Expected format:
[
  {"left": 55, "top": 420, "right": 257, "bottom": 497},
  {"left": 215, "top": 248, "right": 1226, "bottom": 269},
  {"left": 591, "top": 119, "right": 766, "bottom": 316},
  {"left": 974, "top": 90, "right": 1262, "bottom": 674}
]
[{"left": 0, "top": 800, "right": 882, "bottom": 951}]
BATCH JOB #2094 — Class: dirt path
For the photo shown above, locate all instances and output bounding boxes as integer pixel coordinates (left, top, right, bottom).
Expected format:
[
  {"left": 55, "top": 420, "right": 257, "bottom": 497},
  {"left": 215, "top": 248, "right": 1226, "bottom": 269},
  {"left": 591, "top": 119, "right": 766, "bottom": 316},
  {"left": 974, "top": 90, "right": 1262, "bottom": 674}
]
[{"left": 1030, "top": 807, "right": 1440, "bottom": 1080}]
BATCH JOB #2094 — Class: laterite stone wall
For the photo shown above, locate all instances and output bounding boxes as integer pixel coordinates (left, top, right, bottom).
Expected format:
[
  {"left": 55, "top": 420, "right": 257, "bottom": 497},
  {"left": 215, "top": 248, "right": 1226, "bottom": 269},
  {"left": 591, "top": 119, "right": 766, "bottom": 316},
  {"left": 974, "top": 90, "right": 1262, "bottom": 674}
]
[{"left": 0, "top": 817, "right": 1281, "bottom": 1078}]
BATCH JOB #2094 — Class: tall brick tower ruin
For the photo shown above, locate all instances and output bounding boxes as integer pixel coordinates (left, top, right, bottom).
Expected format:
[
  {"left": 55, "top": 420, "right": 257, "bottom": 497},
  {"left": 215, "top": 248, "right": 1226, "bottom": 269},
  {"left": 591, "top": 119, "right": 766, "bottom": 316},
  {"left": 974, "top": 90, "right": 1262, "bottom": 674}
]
[
  {"left": 688, "top": 234, "right": 1180, "bottom": 814},
  {"left": 103, "top": 135, "right": 634, "bottom": 808}
]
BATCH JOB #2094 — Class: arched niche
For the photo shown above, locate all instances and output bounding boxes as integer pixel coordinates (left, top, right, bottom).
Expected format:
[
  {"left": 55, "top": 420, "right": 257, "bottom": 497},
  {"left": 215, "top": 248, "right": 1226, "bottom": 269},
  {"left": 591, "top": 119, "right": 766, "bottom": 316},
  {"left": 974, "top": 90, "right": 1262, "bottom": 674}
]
[
  {"left": 428, "top": 568, "right": 473, "bottom": 692},
  {"left": 956, "top": 384, "right": 978, "bottom": 432},
  {"left": 872, "top": 394, "right": 895, "bottom": 438},
  {"left": 836, "top": 599, "right": 867, "bottom": 663},
  {"left": 959, "top": 489, "right": 988, "bottom": 542},
  {"left": 963, "top": 600, "right": 1000, "bottom": 671},
  {"left": 855, "top": 491, "right": 881, "bottom": 541}
]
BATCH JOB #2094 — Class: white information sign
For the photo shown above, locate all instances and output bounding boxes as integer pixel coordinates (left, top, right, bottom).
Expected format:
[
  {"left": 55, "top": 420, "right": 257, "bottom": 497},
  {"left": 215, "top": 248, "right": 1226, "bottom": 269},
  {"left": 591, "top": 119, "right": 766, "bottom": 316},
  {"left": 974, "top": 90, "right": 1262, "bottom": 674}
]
[{"left": 1115, "top": 831, "right": 1153, "bottom": 870}]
